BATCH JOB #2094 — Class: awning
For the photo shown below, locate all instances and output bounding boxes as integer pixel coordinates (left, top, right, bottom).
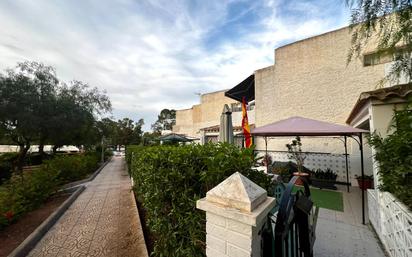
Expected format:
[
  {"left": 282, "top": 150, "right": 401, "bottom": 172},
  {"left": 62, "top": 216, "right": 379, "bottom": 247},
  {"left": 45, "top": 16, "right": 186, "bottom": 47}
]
[
  {"left": 159, "top": 133, "right": 195, "bottom": 142},
  {"left": 225, "top": 74, "right": 255, "bottom": 102},
  {"left": 252, "top": 116, "right": 367, "bottom": 137}
]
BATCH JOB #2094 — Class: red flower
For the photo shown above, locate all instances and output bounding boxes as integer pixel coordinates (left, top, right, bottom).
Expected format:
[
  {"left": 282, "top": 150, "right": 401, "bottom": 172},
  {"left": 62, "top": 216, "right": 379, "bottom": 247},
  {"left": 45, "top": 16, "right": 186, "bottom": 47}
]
[{"left": 4, "top": 211, "right": 14, "bottom": 222}]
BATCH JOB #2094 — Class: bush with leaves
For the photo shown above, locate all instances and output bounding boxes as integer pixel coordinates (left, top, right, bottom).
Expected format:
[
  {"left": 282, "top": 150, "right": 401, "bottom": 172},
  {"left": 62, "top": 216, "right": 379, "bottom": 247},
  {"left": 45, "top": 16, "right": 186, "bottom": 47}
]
[
  {"left": 0, "top": 153, "right": 100, "bottom": 229},
  {"left": 45, "top": 154, "right": 99, "bottom": 183},
  {"left": 0, "top": 153, "right": 18, "bottom": 184},
  {"left": 127, "top": 143, "right": 274, "bottom": 257},
  {"left": 311, "top": 168, "right": 338, "bottom": 181},
  {"left": 125, "top": 145, "right": 143, "bottom": 168},
  {"left": 0, "top": 165, "right": 59, "bottom": 229},
  {"left": 368, "top": 100, "right": 412, "bottom": 209}
]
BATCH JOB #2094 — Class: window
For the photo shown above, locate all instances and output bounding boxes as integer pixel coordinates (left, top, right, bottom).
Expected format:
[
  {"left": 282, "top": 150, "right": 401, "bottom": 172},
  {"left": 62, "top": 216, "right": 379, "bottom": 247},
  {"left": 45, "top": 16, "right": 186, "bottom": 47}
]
[
  {"left": 364, "top": 48, "right": 410, "bottom": 67},
  {"left": 231, "top": 101, "right": 255, "bottom": 112},
  {"left": 364, "top": 52, "right": 392, "bottom": 66}
]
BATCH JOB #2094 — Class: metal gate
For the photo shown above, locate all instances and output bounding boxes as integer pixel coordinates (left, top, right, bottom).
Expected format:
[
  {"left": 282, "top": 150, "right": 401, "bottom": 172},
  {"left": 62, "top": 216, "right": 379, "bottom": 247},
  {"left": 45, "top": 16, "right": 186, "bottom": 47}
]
[{"left": 262, "top": 176, "right": 319, "bottom": 257}]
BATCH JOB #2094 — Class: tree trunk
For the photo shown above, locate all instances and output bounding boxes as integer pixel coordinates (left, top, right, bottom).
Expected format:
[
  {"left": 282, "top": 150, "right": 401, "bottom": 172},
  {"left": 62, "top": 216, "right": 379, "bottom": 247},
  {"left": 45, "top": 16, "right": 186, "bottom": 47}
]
[
  {"left": 38, "top": 144, "right": 44, "bottom": 154},
  {"left": 38, "top": 132, "right": 47, "bottom": 158},
  {"left": 52, "top": 145, "right": 59, "bottom": 155},
  {"left": 38, "top": 141, "right": 45, "bottom": 159},
  {"left": 16, "top": 144, "right": 30, "bottom": 172}
]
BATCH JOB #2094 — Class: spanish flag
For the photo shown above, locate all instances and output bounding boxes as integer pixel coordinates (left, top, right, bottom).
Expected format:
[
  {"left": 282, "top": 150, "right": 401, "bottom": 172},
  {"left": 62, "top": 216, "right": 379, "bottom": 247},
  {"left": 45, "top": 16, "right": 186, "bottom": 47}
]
[{"left": 242, "top": 97, "right": 253, "bottom": 148}]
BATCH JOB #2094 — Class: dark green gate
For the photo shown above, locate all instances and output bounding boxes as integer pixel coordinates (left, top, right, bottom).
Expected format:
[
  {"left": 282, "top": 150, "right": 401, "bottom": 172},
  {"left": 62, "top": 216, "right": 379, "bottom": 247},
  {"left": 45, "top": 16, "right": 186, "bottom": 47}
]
[{"left": 263, "top": 176, "right": 319, "bottom": 257}]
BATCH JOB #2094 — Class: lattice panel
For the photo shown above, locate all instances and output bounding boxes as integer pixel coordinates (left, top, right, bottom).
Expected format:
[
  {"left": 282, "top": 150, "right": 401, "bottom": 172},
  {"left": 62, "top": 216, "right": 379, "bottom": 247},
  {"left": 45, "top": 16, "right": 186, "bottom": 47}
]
[
  {"left": 257, "top": 151, "right": 352, "bottom": 183},
  {"left": 368, "top": 190, "right": 381, "bottom": 235},
  {"left": 368, "top": 190, "right": 412, "bottom": 257}
]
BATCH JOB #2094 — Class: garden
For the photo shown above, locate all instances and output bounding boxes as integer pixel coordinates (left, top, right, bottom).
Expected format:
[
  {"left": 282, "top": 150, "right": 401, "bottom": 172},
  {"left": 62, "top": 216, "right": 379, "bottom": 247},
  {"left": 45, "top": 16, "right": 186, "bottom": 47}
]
[
  {"left": 125, "top": 138, "right": 360, "bottom": 256},
  {"left": 368, "top": 101, "right": 412, "bottom": 210},
  {"left": 0, "top": 151, "right": 108, "bottom": 230},
  {"left": 126, "top": 143, "right": 274, "bottom": 257}
]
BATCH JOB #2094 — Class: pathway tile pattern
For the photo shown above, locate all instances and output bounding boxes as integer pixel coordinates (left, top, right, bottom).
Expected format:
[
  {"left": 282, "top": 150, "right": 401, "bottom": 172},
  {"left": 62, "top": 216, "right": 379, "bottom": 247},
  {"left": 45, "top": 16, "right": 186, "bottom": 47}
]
[
  {"left": 28, "top": 157, "right": 148, "bottom": 257},
  {"left": 314, "top": 185, "right": 387, "bottom": 257}
]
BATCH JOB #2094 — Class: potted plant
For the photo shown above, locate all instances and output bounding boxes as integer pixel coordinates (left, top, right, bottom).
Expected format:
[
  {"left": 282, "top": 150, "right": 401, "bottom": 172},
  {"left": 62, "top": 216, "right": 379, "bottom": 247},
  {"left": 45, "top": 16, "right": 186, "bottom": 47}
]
[
  {"left": 286, "top": 136, "right": 308, "bottom": 185},
  {"left": 261, "top": 153, "right": 273, "bottom": 167},
  {"left": 311, "top": 168, "right": 338, "bottom": 190},
  {"left": 355, "top": 174, "right": 374, "bottom": 190}
]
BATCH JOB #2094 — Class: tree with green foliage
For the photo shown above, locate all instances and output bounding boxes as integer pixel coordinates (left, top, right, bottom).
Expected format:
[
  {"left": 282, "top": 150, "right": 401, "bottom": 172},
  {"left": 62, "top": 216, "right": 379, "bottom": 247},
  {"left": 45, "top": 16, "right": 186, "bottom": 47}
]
[
  {"left": 0, "top": 62, "right": 57, "bottom": 170},
  {"left": 0, "top": 61, "right": 111, "bottom": 169},
  {"left": 96, "top": 117, "right": 145, "bottom": 149},
  {"left": 116, "top": 118, "right": 144, "bottom": 148},
  {"left": 347, "top": 0, "right": 411, "bottom": 84},
  {"left": 47, "top": 80, "right": 111, "bottom": 152},
  {"left": 368, "top": 99, "right": 412, "bottom": 209},
  {"left": 142, "top": 131, "right": 160, "bottom": 146},
  {"left": 151, "top": 109, "right": 176, "bottom": 133}
]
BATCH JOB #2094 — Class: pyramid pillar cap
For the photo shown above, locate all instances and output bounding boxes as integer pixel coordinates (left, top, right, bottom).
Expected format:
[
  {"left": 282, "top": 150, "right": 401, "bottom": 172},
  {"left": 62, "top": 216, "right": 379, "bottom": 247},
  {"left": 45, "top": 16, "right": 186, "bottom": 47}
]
[{"left": 206, "top": 172, "right": 267, "bottom": 213}]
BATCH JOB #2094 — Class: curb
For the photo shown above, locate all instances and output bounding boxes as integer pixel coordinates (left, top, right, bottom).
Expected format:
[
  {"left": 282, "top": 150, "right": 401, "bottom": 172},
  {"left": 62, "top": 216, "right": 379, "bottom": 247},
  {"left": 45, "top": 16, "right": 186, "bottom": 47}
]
[
  {"left": 59, "top": 158, "right": 111, "bottom": 192},
  {"left": 8, "top": 186, "right": 86, "bottom": 257},
  {"left": 130, "top": 178, "right": 149, "bottom": 257}
]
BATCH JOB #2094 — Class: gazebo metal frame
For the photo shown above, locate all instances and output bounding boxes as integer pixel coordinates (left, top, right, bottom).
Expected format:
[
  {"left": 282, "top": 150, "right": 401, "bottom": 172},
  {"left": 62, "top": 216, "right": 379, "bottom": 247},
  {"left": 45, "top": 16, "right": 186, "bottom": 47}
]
[{"left": 252, "top": 116, "right": 369, "bottom": 224}]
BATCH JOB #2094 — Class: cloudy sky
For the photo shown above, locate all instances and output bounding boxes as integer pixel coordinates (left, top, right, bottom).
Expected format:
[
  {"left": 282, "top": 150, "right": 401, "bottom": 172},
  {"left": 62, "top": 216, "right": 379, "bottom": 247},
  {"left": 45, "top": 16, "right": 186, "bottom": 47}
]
[{"left": 0, "top": 0, "right": 350, "bottom": 130}]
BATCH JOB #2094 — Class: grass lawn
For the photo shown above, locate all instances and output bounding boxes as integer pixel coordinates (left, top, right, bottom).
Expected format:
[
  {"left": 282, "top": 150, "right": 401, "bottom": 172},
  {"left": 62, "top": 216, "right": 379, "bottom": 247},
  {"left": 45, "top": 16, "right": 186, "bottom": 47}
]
[{"left": 292, "top": 186, "right": 344, "bottom": 212}]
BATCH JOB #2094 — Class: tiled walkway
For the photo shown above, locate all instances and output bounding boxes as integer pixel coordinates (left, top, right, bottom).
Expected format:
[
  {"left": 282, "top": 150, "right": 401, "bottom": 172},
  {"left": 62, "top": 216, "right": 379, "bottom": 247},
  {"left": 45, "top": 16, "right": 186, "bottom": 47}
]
[
  {"left": 28, "top": 157, "right": 148, "bottom": 257},
  {"left": 314, "top": 185, "right": 387, "bottom": 257}
]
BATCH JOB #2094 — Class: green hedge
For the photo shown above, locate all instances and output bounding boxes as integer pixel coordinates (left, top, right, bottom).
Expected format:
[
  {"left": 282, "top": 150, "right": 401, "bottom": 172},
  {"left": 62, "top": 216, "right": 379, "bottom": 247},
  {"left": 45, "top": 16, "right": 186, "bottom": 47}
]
[
  {"left": 127, "top": 143, "right": 274, "bottom": 257},
  {"left": 0, "top": 153, "right": 18, "bottom": 184},
  {"left": 45, "top": 154, "right": 99, "bottom": 183},
  {"left": 369, "top": 102, "right": 412, "bottom": 210},
  {"left": 0, "top": 154, "right": 99, "bottom": 229}
]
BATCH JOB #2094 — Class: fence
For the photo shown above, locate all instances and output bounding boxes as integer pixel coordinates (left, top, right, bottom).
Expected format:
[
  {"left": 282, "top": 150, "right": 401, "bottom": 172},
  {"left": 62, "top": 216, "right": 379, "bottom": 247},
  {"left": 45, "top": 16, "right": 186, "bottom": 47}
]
[
  {"left": 368, "top": 189, "right": 412, "bottom": 257},
  {"left": 255, "top": 150, "right": 352, "bottom": 183}
]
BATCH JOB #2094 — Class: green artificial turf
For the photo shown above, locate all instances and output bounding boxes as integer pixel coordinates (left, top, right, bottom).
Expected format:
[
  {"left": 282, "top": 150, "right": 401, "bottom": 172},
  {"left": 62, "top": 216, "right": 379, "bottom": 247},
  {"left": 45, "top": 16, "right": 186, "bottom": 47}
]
[{"left": 292, "top": 186, "right": 344, "bottom": 212}]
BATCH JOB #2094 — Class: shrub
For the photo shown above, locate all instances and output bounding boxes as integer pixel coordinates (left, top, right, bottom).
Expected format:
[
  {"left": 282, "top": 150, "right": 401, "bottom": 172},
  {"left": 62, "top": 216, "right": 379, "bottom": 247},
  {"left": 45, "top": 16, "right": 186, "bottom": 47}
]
[
  {"left": 128, "top": 143, "right": 274, "bottom": 257},
  {"left": 125, "top": 145, "right": 143, "bottom": 167},
  {"left": 0, "top": 166, "right": 59, "bottom": 229},
  {"left": 0, "top": 153, "right": 18, "bottom": 184},
  {"left": 368, "top": 100, "right": 412, "bottom": 210},
  {"left": 45, "top": 154, "right": 99, "bottom": 183},
  {"left": 270, "top": 161, "right": 311, "bottom": 182},
  {"left": 0, "top": 152, "right": 54, "bottom": 185},
  {"left": 0, "top": 153, "right": 99, "bottom": 229},
  {"left": 94, "top": 146, "right": 114, "bottom": 162},
  {"left": 312, "top": 168, "right": 338, "bottom": 181}
]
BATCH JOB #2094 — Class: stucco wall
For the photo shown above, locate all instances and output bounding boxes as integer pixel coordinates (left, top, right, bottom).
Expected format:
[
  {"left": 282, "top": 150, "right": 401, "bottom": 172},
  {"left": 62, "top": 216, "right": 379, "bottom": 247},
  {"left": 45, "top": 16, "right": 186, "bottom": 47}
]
[
  {"left": 173, "top": 108, "right": 195, "bottom": 137},
  {"left": 173, "top": 90, "right": 241, "bottom": 138},
  {"left": 253, "top": 27, "right": 388, "bottom": 181},
  {"left": 255, "top": 27, "right": 385, "bottom": 152}
]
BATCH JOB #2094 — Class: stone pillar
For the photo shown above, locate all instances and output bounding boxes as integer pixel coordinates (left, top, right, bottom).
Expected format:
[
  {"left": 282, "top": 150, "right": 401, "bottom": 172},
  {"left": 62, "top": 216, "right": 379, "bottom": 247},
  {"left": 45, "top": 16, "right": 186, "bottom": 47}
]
[{"left": 197, "top": 172, "right": 276, "bottom": 257}]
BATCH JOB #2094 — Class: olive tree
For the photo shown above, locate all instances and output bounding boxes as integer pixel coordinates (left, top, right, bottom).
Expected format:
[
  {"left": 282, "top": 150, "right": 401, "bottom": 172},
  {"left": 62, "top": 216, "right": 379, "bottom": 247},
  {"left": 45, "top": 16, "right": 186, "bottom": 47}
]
[
  {"left": 0, "top": 62, "right": 58, "bottom": 169},
  {"left": 0, "top": 61, "right": 111, "bottom": 169},
  {"left": 347, "top": 0, "right": 412, "bottom": 84}
]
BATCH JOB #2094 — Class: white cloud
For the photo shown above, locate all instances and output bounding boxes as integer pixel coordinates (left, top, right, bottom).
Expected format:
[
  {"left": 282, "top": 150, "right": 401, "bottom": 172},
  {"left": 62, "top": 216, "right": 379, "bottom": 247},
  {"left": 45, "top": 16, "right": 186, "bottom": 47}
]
[{"left": 0, "top": 0, "right": 349, "bottom": 130}]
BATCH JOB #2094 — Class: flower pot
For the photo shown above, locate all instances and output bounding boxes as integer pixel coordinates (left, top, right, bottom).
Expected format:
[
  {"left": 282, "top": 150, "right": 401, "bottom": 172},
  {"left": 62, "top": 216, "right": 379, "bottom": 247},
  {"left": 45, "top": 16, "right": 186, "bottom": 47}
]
[
  {"left": 293, "top": 172, "right": 309, "bottom": 185},
  {"left": 357, "top": 178, "right": 373, "bottom": 190}
]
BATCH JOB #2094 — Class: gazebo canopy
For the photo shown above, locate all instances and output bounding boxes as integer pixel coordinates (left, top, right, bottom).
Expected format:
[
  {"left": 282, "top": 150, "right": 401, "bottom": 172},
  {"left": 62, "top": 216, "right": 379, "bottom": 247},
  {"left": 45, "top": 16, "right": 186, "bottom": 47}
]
[
  {"left": 252, "top": 116, "right": 368, "bottom": 137},
  {"left": 159, "top": 133, "right": 194, "bottom": 142}
]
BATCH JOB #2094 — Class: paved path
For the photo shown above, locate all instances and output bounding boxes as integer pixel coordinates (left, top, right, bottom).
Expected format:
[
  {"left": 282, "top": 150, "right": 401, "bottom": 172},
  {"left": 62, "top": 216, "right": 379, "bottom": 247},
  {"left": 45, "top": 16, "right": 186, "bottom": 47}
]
[
  {"left": 28, "top": 157, "right": 148, "bottom": 257},
  {"left": 314, "top": 186, "right": 387, "bottom": 257}
]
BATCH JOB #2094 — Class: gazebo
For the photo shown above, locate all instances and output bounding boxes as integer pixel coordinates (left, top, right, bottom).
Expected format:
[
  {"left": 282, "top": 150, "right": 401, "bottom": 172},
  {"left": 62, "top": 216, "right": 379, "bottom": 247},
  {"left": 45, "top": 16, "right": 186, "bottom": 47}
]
[
  {"left": 159, "top": 133, "right": 196, "bottom": 144},
  {"left": 252, "top": 116, "right": 369, "bottom": 224}
]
